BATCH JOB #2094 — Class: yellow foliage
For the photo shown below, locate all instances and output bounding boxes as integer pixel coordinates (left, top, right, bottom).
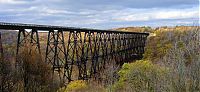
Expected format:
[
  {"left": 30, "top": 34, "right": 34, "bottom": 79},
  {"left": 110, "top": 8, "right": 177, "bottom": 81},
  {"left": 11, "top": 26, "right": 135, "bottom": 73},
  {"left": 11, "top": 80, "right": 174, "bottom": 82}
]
[
  {"left": 58, "top": 80, "right": 87, "bottom": 92},
  {"left": 67, "top": 80, "right": 87, "bottom": 91},
  {"left": 177, "top": 41, "right": 185, "bottom": 49}
]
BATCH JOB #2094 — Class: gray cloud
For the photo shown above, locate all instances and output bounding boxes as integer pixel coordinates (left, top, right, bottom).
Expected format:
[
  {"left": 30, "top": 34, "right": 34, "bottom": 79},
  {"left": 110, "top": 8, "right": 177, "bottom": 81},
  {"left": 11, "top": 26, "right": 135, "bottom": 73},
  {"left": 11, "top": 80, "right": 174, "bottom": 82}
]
[
  {"left": 0, "top": 0, "right": 198, "bottom": 29},
  {"left": 36, "top": 0, "right": 198, "bottom": 9}
]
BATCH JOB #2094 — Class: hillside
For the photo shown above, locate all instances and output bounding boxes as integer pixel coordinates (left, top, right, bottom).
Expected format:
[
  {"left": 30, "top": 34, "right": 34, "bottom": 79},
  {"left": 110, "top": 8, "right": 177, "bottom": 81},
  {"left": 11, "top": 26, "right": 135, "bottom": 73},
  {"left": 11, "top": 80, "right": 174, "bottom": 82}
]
[
  {"left": 114, "top": 26, "right": 153, "bottom": 33},
  {"left": 111, "top": 26, "right": 200, "bottom": 92}
]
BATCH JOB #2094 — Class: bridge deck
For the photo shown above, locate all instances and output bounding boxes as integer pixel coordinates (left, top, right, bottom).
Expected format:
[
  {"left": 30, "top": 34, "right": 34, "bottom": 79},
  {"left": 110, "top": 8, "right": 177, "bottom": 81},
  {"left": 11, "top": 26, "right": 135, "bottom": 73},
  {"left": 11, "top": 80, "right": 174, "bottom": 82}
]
[{"left": 0, "top": 22, "right": 149, "bottom": 34}]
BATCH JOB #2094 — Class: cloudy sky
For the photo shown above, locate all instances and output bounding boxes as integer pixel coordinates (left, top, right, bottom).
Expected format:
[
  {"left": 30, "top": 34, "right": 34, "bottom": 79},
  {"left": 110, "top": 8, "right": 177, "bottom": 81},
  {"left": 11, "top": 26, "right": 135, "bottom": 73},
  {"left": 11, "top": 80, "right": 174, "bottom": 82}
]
[{"left": 0, "top": 0, "right": 199, "bottom": 29}]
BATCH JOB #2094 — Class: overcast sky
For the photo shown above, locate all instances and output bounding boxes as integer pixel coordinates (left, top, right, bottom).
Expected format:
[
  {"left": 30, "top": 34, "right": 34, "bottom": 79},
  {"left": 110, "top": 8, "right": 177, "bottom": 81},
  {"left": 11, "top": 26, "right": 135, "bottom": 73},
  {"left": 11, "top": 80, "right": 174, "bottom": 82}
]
[{"left": 0, "top": 0, "right": 199, "bottom": 29}]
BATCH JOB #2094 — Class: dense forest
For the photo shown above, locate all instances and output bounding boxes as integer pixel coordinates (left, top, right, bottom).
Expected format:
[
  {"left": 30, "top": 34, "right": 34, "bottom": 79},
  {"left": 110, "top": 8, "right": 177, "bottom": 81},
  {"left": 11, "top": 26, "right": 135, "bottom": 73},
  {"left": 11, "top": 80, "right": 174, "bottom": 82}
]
[
  {"left": 111, "top": 26, "right": 200, "bottom": 92},
  {"left": 0, "top": 26, "right": 199, "bottom": 92}
]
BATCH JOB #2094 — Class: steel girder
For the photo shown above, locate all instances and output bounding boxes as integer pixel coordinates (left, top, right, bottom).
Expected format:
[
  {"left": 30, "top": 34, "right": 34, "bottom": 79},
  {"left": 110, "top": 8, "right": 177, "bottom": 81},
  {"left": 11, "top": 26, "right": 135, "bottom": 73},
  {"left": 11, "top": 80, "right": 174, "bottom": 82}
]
[{"left": 45, "top": 30, "right": 67, "bottom": 83}]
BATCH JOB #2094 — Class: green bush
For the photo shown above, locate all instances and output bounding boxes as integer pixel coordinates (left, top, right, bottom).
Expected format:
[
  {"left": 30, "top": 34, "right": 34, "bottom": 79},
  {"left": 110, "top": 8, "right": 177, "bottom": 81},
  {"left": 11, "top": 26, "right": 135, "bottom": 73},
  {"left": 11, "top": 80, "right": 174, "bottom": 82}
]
[{"left": 112, "top": 60, "right": 169, "bottom": 92}]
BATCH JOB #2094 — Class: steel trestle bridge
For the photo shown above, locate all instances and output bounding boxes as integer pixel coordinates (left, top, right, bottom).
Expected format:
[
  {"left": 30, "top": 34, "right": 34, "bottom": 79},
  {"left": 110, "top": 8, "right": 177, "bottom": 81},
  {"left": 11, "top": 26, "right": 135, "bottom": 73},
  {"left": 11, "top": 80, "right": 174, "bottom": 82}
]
[{"left": 0, "top": 22, "right": 149, "bottom": 82}]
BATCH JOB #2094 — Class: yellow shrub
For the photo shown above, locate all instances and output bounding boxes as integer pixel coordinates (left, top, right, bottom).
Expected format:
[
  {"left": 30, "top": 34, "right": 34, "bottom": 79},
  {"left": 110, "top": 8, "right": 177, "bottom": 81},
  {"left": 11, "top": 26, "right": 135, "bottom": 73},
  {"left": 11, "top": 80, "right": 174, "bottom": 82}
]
[{"left": 58, "top": 80, "right": 87, "bottom": 92}]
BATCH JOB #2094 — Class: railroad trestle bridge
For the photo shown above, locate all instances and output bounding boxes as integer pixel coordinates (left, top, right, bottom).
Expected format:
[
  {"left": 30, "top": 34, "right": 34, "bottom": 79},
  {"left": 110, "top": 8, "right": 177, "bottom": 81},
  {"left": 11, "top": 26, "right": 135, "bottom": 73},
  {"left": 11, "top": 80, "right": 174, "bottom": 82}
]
[{"left": 0, "top": 22, "right": 149, "bottom": 82}]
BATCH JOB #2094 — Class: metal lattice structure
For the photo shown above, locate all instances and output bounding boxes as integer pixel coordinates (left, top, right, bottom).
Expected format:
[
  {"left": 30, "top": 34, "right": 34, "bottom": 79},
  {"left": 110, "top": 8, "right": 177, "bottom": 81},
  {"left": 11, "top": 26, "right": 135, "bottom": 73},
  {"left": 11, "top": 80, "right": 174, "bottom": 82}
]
[{"left": 0, "top": 22, "right": 149, "bottom": 82}]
